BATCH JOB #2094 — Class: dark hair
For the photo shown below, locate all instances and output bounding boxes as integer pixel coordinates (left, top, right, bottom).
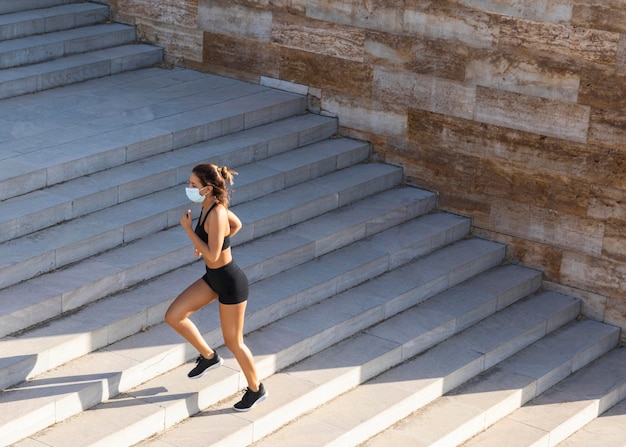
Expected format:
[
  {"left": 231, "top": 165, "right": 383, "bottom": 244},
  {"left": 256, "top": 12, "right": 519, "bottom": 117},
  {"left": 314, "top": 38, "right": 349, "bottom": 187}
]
[{"left": 192, "top": 163, "right": 237, "bottom": 207}]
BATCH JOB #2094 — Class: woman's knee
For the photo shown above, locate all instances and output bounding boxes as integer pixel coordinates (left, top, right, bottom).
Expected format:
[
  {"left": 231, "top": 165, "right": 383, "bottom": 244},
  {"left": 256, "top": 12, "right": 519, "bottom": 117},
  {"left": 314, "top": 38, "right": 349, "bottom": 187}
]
[
  {"left": 164, "top": 302, "right": 186, "bottom": 327},
  {"left": 223, "top": 334, "right": 245, "bottom": 353}
]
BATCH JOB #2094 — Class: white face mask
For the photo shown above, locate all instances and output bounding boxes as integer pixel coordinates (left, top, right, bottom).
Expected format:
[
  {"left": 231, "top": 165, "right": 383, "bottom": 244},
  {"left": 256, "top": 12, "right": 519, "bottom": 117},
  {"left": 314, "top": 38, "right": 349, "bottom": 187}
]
[{"left": 185, "top": 187, "right": 205, "bottom": 203}]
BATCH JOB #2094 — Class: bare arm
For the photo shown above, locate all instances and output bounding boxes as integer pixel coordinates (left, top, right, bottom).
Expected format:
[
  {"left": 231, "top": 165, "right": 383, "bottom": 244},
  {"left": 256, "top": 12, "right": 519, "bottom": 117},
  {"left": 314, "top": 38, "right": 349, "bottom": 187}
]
[{"left": 228, "top": 209, "right": 242, "bottom": 237}]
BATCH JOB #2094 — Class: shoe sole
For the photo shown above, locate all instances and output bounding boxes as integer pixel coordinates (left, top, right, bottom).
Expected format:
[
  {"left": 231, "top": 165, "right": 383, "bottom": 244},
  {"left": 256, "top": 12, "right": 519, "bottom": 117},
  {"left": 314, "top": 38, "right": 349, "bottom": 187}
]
[
  {"left": 188, "top": 357, "right": 224, "bottom": 379},
  {"left": 232, "top": 390, "right": 269, "bottom": 412}
]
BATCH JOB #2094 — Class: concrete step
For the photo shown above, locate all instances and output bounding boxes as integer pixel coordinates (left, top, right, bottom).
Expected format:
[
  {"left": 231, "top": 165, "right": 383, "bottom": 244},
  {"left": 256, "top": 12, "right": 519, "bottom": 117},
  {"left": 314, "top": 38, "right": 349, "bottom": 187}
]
[
  {"left": 0, "top": 0, "right": 82, "bottom": 16},
  {"left": 464, "top": 345, "right": 626, "bottom": 447},
  {"left": 361, "top": 321, "right": 621, "bottom": 447},
  {"left": 0, "top": 162, "right": 399, "bottom": 291},
  {"left": 558, "top": 393, "right": 626, "bottom": 447},
  {"left": 6, "top": 237, "right": 507, "bottom": 447},
  {"left": 0, "top": 3, "right": 108, "bottom": 40},
  {"left": 135, "top": 279, "right": 569, "bottom": 447},
  {"left": 0, "top": 43, "right": 163, "bottom": 100},
  {"left": 0, "top": 112, "right": 339, "bottom": 243},
  {"left": 248, "top": 292, "right": 588, "bottom": 447},
  {"left": 0, "top": 23, "right": 138, "bottom": 69},
  {"left": 0, "top": 70, "right": 306, "bottom": 200},
  {"left": 0, "top": 184, "right": 436, "bottom": 391},
  {"left": 0, "top": 132, "right": 368, "bottom": 337},
  {"left": 0, "top": 177, "right": 427, "bottom": 344}
]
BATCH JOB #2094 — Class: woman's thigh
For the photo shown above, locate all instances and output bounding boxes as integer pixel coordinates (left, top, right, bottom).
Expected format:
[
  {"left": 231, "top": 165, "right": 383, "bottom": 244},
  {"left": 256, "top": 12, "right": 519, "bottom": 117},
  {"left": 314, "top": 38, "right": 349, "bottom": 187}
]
[
  {"left": 166, "top": 279, "right": 218, "bottom": 320},
  {"left": 219, "top": 301, "right": 247, "bottom": 344}
]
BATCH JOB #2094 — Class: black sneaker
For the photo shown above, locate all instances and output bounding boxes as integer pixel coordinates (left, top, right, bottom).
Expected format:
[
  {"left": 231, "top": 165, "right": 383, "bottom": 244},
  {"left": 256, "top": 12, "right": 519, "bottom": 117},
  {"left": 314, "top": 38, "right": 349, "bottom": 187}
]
[
  {"left": 187, "top": 352, "right": 223, "bottom": 379},
  {"left": 233, "top": 383, "right": 268, "bottom": 412}
]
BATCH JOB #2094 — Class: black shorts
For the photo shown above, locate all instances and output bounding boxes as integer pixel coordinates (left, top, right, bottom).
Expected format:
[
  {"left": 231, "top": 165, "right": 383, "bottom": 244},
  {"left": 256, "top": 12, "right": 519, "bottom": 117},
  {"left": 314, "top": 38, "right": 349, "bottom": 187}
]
[{"left": 201, "top": 261, "right": 249, "bottom": 305}]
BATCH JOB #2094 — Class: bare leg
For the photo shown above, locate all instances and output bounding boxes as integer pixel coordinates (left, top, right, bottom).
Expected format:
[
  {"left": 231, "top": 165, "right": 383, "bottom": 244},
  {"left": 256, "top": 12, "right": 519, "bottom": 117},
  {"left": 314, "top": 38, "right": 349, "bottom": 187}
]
[
  {"left": 219, "top": 301, "right": 260, "bottom": 392},
  {"left": 165, "top": 279, "right": 218, "bottom": 359}
]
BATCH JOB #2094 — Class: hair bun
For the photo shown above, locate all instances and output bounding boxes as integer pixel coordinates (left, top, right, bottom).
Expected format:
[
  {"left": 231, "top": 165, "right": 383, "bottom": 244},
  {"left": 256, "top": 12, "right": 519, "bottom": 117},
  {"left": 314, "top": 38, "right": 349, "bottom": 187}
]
[{"left": 219, "top": 166, "right": 237, "bottom": 185}]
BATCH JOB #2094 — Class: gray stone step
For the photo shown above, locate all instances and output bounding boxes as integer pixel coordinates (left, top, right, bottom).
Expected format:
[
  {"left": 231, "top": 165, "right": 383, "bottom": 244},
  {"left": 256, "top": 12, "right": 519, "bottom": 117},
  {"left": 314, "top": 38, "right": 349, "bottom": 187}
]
[
  {"left": 137, "top": 276, "right": 558, "bottom": 447},
  {"left": 361, "top": 321, "right": 621, "bottom": 447},
  {"left": 464, "top": 345, "right": 626, "bottom": 447},
  {"left": 0, "top": 43, "right": 163, "bottom": 100},
  {"left": 0, "top": 184, "right": 436, "bottom": 391},
  {"left": 252, "top": 298, "right": 611, "bottom": 447},
  {"left": 0, "top": 162, "right": 399, "bottom": 291},
  {"left": 0, "top": 132, "right": 363, "bottom": 337},
  {"left": 6, "top": 237, "right": 506, "bottom": 447},
  {"left": 558, "top": 394, "right": 626, "bottom": 447},
  {"left": 0, "top": 175, "right": 422, "bottom": 341},
  {"left": 0, "top": 113, "right": 338, "bottom": 243},
  {"left": 0, "top": 0, "right": 81, "bottom": 16},
  {"left": 0, "top": 71, "right": 305, "bottom": 200},
  {"left": 0, "top": 23, "right": 138, "bottom": 69},
  {"left": 0, "top": 2, "right": 109, "bottom": 41}
]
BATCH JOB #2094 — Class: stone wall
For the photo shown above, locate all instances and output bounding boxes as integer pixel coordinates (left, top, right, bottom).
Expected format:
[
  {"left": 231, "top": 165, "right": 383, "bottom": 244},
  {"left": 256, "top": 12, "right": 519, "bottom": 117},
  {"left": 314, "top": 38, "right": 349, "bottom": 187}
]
[{"left": 106, "top": 0, "right": 626, "bottom": 336}]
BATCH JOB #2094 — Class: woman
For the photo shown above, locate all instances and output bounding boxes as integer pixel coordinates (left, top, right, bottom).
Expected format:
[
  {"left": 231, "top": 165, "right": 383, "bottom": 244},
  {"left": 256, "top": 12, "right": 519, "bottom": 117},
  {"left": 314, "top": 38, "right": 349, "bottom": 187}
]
[{"left": 165, "top": 163, "right": 267, "bottom": 412}]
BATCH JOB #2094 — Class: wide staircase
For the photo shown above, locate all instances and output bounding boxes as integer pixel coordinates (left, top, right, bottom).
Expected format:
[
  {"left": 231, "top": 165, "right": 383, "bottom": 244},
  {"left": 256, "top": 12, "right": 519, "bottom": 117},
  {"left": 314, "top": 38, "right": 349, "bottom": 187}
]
[{"left": 1, "top": 1, "right": 625, "bottom": 446}]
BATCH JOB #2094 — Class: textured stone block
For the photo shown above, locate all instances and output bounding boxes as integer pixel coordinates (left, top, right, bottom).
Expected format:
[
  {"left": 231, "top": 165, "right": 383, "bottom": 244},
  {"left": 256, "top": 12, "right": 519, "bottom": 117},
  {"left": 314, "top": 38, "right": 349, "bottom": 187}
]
[
  {"left": 499, "top": 17, "right": 620, "bottom": 66},
  {"left": 365, "top": 31, "right": 468, "bottom": 81},
  {"left": 202, "top": 32, "right": 281, "bottom": 79},
  {"left": 136, "top": 20, "right": 203, "bottom": 63},
  {"left": 602, "top": 220, "right": 626, "bottom": 263},
  {"left": 572, "top": 0, "right": 626, "bottom": 33},
  {"left": 475, "top": 86, "right": 591, "bottom": 142},
  {"left": 306, "top": 0, "right": 404, "bottom": 34},
  {"left": 465, "top": 52, "right": 580, "bottom": 102},
  {"left": 198, "top": 0, "right": 273, "bottom": 41},
  {"left": 458, "top": 0, "right": 572, "bottom": 23},
  {"left": 323, "top": 95, "right": 406, "bottom": 137},
  {"left": 473, "top": 227, "right": 563, "bottom": 282},
  {"left": 279, "top": 48, "right": 373, "bottom": 98},
  {"left": 373, "top": 66, "right": 475, "bottom": 120},
  {"left": 404, "top": 2, "right": 499, "bottom": 49},
  {"left": 588, "top": 184, "right": 626, "bottom": 221},
  {"left": 113, "top": 0, "right": 197, "bottom": 28},
  {"left": 579, "top": 70, "right": 626, "bottom": 111},
  {"left": 489, "top": 197, "right": 604, "bottom": 257},
  {"left": 560, "top": 251, "right": 626, "bottom": 303},
  {"left": 272, "top": 14, "right": 365, "bottom": 62},
  {"left": 619, "top": 34, "right": 626, "bottom": 73},
  {"left": 588, "top": 108, "right": 626, "bottom": 154}
]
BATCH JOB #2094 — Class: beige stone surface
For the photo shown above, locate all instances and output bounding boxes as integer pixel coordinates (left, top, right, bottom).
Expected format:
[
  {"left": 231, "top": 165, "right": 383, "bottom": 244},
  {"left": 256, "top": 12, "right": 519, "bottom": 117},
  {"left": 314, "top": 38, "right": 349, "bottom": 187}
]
[
  {"left": 618, "top": 34, "right": 626, "bottom": 73},
  {"left": 458, "top": 0, "right": 573, "bottom": 23},
  {"left": 272, "top": 14, "right": 365, "bottom": 62},
  {"left": 403, "top": 1, "right": 500, "bottom": 49},
  {"left": 136, "top": 20, "right": 203, "bottom": 64},
  {"left": 373, "top": 66, "right": 476, "bottom": 120},
  {"left": 475, "top": 86, "right": 591, "bottom": 142},
  {"left": 465, "top": 52, "right": 581, "bottom": 102},
  {"left": 279, "top": 48, "right": 373, "bottom": 97},
  {"left": 112, "top": 0, "right": 197, "bottom": 28},
  {"left": 366, "top": 31, "right": 471, "bottom": 81},
  {"left": 572, "top": 0, "right": 626, "bottom": 33},
  {"left": 499, "top": 17, "right": 621, "bottom": 66},
  {"left": 323, "top": 95, "right": 407, "bottom": 137},
  {"left": 560, "top": 251, "right": 626, "bottom": 301},
  {"left": 306, "top": 0, "right": 405, "bottom": 34},
  {"left": 489, "top": 198, "right": 605, "bottom": 257},
  {"left": 587, "top": 109, "right": 626, "bottom": 152},
  {"left": 198, "top": 0, "right": 273, "bottom": 41}
]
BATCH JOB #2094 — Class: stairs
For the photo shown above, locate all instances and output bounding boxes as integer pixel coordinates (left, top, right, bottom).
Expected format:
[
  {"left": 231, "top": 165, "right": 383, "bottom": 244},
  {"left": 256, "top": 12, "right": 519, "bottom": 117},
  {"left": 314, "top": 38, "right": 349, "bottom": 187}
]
[
  {"left": 1, "top": 2, "right": 624, "bottom": 446},
  {"left": 0, "top": 0, "right": 162, "bottom": 99}
]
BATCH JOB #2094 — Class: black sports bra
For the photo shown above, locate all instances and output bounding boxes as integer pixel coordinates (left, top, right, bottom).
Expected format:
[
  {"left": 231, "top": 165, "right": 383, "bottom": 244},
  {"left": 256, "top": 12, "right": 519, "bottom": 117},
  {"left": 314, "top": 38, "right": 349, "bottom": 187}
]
[{"left": 194, "top": 202, "right": 231, "bottom": 251}]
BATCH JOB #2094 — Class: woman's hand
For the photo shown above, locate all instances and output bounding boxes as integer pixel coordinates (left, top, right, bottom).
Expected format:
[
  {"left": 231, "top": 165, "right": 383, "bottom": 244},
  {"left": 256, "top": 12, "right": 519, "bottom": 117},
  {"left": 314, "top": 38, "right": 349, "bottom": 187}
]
[{"left": 180, "top": 209, "right": 193, "bottom": 230}]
